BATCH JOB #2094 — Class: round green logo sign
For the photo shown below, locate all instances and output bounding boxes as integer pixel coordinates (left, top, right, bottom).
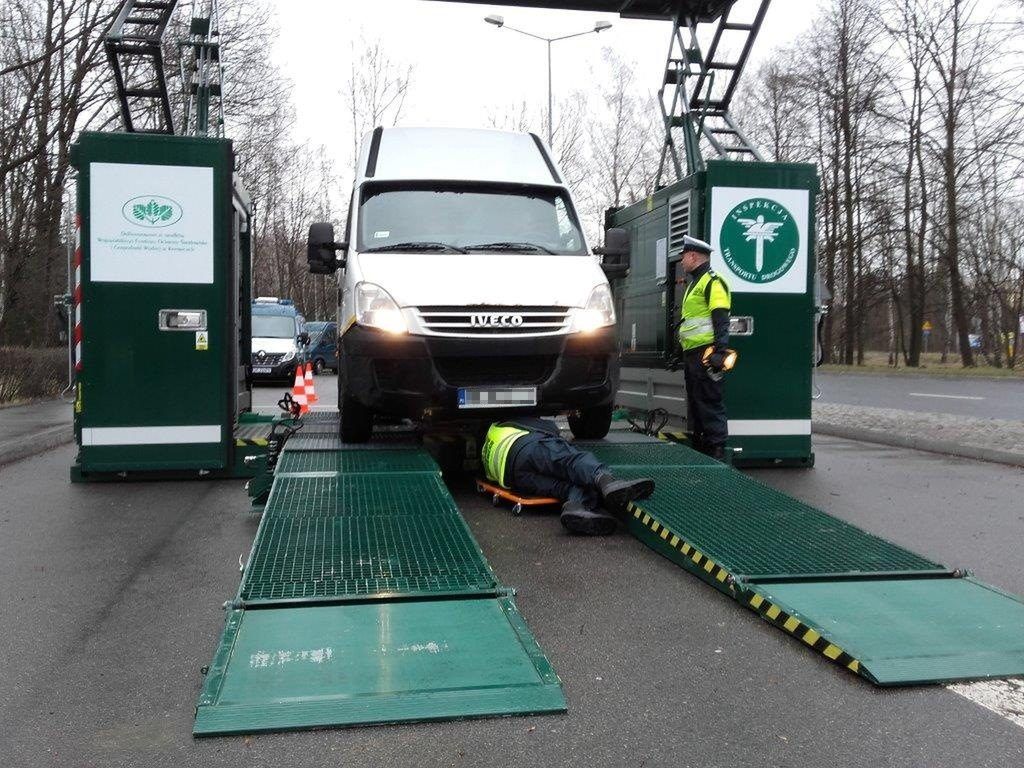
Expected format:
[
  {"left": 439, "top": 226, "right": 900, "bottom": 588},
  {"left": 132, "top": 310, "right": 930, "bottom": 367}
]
[{"left": 719, "top": 198, "right": 799, "bottom": 283}]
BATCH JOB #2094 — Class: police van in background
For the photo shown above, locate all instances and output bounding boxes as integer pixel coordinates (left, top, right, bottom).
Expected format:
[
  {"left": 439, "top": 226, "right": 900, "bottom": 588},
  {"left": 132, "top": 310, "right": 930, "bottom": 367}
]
[
  {"left": 250, "top": 297, "right": 309, "bottom": 382},
  {"left": 307, "top": 126, "right": 629, "bottom": 442}
]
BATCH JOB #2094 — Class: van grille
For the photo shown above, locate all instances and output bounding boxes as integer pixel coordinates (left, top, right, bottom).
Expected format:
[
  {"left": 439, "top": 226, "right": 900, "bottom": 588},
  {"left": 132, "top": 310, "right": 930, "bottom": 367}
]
[
  {"left": 434, "top": 355, "right": 557, "bottom": 386},
  {"left": 415, "top": 306, "right": 570, "bottom": 336},
  {"left": 252, "top": 352, "right": 286, "bottom": 366}
]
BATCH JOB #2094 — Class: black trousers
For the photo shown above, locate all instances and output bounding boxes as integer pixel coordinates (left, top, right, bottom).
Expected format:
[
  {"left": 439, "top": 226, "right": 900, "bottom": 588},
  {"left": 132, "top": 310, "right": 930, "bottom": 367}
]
[
  {"left": 683, "top": 347, "right": 728, "bottom": 452},
  {"left": 508, "top": 435, "right": 608, "bottom": 509}
]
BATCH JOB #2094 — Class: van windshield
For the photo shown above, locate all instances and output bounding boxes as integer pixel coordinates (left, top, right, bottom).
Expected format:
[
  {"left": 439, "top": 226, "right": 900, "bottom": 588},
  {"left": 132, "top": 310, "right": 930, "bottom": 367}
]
[
  {"left": 252, "top": 315, "right": 295, "bottom": 339},
  {"left": 357, "top": 185, "right": 588, "bottom": 255}
]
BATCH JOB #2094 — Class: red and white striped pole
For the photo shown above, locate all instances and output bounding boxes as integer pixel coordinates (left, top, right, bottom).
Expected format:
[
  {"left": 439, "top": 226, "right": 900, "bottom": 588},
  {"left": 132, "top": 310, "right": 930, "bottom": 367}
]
[{"left": 73, "top": 212, "right": 83, "bottom": 372}]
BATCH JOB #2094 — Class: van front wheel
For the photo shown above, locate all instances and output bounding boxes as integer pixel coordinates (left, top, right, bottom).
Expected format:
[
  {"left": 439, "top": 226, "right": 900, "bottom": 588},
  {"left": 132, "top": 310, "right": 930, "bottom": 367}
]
[
  {"left": 568, "top": 405, "right": 612, "bottom": 440},
  {"left": 340, "top": 395, "right": 373, "bottom": 443}
]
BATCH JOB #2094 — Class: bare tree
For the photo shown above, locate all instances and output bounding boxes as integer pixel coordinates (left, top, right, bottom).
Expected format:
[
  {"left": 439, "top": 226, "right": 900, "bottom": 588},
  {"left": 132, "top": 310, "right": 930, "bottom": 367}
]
[{"left": 342, "top": 36, "right": 411, "bottom": 175}]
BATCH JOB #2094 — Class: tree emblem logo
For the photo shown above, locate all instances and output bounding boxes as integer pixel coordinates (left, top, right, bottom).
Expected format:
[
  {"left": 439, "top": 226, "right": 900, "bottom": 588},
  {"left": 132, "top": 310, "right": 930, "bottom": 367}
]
[
  {"left": 121, "top": 195, "right": 183, "bottom": 228},
  {"left": 719, "top": 198, "right": 799, "bottom": 283}
]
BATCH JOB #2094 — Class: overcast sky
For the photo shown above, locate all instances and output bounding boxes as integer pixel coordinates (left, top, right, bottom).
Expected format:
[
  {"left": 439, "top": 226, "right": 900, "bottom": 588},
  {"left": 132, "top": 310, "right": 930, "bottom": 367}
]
[{"left": 273, "top": 0, "right": 820, "bottom": 175}]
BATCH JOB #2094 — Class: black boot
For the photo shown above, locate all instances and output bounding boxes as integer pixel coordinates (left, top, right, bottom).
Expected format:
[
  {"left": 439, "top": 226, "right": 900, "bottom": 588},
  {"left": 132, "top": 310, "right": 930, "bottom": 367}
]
[
  {"left": 709, "top": 445, "right": 726, "bottom": 462},
  {"left": 596, "top": 472, "right": 655, "bottom": 516},
  {"left": 560, "top": 501, "right": 617, "bottom": 536}
]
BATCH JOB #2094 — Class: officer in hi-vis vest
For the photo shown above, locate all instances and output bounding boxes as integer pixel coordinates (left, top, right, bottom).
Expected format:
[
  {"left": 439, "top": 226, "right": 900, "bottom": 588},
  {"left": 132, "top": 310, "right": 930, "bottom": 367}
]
[
  {"left": 677, "top": 235, "right": 731, "bottom": 460},
  {"left": 480, "top": 417, "right": 654, "bottom": 536}
]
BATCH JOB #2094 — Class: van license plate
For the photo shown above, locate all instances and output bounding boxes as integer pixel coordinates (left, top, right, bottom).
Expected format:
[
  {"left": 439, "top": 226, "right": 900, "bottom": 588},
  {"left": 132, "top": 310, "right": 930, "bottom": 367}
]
[
  {"left": 252, "top": 366, "right": 272, "bottom": 374},
  {"left": 458, "top": 387, "right": 537, "bottom": 409}
]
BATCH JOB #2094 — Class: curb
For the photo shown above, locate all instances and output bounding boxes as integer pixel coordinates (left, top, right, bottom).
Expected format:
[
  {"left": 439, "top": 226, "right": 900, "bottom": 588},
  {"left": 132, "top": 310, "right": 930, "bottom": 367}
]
[
  {"left": 812, "top": 421, "right": 1024, "bottom": 469},
  {"left": 0, "top": 424, "right": 74, "bottom": 467}
]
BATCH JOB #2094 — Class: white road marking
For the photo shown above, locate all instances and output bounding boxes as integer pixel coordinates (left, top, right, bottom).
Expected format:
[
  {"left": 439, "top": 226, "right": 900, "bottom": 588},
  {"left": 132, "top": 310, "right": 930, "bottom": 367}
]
[
  {"left": 948, "top": 679, "right": 1024, "bottom": 730},
  {"left": 908, "top": 392, "right": 985, "bottom": 401}
]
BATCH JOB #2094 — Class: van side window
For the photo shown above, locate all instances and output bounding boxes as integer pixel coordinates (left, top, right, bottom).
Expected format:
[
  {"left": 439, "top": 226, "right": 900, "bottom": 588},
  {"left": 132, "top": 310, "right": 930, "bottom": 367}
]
[{"left": 555, "top": 197, "right": 579, "bottom": 251}]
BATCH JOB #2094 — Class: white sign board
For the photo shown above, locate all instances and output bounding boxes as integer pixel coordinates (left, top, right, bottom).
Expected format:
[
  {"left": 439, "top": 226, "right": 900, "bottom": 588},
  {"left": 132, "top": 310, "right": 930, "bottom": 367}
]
[
  {"left": 709, "top": 187, "right": 810, "bottom": 294},
  {"left": 90, "top": 162, "right": 214, "bottom": 283}
]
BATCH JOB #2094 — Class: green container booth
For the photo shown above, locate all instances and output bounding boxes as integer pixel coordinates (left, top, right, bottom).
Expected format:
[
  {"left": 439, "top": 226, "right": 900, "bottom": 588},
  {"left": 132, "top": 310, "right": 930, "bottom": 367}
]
[
  {"left": 609, "top": 160, "right": 820, "bottom": 466},
  {"left": 69, "top": 131, "right": 268, "bottom": 480}
]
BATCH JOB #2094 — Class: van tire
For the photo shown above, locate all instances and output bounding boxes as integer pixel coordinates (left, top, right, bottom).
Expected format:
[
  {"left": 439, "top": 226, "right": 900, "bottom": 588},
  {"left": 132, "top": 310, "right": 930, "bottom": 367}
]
[
  {"left": 313, "top": 358, "right": 325, "bottom": 375},
  {"left": 340, "top": 395, "right": 373, "bottom": 443},
  {"left": 568, "top": 405, "right": 612, "bottom": 440}
]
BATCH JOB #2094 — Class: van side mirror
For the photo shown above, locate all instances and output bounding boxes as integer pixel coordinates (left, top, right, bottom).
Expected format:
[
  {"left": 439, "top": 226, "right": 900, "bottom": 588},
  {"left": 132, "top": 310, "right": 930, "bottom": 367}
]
[
  {"left": 308, "top": 222, "right": 347, "bottom": 275},
  {"left": 594, "top": 227, "right": 630, "bottom": 280},
  {"left": 298, "top": 331, "right": 310, "bottom": 346}
]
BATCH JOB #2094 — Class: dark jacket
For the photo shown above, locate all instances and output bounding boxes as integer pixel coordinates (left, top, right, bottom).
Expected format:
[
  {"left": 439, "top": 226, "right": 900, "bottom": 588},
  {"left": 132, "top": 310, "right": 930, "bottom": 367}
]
[{"left": 500, "top": 418, "right": 562, "bottom": 479}]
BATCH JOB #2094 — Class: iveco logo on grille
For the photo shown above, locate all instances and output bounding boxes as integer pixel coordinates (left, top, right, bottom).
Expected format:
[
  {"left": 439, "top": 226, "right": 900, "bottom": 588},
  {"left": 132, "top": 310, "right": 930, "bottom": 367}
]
[{"left": 470, "top": 313, "right": 524, "bottom": 328}]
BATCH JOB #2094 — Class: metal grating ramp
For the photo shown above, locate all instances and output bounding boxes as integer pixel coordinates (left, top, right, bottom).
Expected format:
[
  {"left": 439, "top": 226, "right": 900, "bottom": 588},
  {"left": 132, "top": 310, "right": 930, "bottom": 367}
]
[
  {"left": 587, "top": 441, "right": 722, "bottom": 469},
  {"left": 240, "top": 515, "right": 499, "bottom": 602},
  {"left": 196, "top": 444, "right": 565, "bottom": 734},
  {"left": 264, "top": 474, "right": 459, "bottom": 518},
  {"left": 284, "top": 433, "right": 419, "bottom": 451},
  {"left": 599, "top": 436, "right": 1024, "bottom": 685},
  {"left": 623, "top": 467, "right": 941, "bottom": 578},
  {"left": 276, "top": 448, "right": 439, "bottom": 475}
]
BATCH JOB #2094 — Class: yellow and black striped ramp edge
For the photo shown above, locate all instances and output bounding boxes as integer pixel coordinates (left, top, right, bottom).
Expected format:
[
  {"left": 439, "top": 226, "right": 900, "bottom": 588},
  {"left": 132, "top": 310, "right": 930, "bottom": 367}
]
[
  {"left": 738, "top": 578, "right": 1024, "bottom": 685},
  {"left": 234, "top": 423, "right": 273, "bottom": 447},
  {"left": 599, "top": 436, "right": 1024, "bottom": 685}
]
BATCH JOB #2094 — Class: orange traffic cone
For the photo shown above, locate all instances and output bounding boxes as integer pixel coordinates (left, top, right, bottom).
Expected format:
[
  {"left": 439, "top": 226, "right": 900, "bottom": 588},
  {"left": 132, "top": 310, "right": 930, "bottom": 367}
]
[
  {"left": 291, "top": 364, "right": 309, "bottom": 415},
  {"left": 304, "top": 361, "right": 318, "bottom": 405}
]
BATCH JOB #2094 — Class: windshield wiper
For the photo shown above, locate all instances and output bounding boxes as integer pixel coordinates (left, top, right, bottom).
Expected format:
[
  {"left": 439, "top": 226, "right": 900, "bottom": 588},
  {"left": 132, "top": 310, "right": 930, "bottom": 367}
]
[
  {"left": 465, "top": 241, "right": 555, "bottom": 255},
  {"left": 363, "top": 241, "right": 466, "bottom": 254}
]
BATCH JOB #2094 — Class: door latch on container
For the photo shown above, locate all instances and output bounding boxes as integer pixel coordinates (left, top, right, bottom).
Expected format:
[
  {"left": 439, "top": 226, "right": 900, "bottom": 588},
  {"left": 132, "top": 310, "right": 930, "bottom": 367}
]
[
  {"left": 729, "top": 316, "right": 753, "bottom": 336},
  {"left": 158, "top": 309, "right": 208, "bottom": 331}
]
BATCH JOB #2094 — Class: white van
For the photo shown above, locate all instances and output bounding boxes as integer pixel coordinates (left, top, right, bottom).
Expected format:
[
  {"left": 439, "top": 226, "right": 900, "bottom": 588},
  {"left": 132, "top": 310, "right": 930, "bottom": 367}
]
[{"left": 308, "top": 127, "right": 629, "bottom": 442}]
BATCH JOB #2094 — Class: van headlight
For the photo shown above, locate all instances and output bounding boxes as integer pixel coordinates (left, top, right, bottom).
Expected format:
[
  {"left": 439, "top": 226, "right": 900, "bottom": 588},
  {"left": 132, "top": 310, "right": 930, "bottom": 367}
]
[
  {"left": 355, "top": 282, "right": 407, "bottom": 334},
  {"left": 281, "top": 350, "right": 296, "bottom": 362},
  {"left": 571, "top": 284, "right": 616, "bottom": 333}
]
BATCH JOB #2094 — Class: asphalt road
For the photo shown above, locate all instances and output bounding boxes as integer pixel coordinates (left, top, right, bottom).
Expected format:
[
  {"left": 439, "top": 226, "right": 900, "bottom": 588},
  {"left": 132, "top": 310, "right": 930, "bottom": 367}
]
[
  {"left": 817, "top": 370, "right": 1024, "bottom": 420},
  {"left": 2, "top": 387, "right": 1023, "bottom": 767}
]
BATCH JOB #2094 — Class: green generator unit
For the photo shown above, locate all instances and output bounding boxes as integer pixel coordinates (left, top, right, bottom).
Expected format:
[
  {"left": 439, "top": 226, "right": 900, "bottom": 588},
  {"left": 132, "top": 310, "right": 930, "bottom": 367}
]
[
  {"left": 609, "top": 160, "right": 820, "bottom": 466},
  {"left": 69, "top": 131, "right": 270, "bottom": 480}
]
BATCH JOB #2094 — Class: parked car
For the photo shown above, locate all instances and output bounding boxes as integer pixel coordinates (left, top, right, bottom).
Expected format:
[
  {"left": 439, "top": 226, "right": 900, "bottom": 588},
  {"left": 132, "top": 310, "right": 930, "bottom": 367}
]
[
  {"left": 305, "top": 320, "right": 338, "bottom": 373},
  {"left": 250, "top": 297, "right": 308, "bottom": 381}
]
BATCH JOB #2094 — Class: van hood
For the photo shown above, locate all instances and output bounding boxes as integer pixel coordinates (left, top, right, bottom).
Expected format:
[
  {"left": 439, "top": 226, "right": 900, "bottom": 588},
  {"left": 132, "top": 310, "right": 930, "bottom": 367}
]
[
  {"left": 353, "top": 252, "right": 607, "bottom": 307},
  {"left": 251, "top": 337, "right": 296, "bottom": 355}
]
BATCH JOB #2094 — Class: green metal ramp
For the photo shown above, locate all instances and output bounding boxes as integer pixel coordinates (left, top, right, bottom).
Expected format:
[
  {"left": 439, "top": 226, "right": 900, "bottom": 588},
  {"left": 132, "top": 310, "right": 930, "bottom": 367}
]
[
  {"left": 195, "top": 439, "right": 565, "bottom": 736},
  {"left": 742, "top": 577, "right": 1024, "bottom": 685},
  {"left": 594, "top": 437, "right": 1024, "bottom": 685},
  {"left": 194, "top": 598, "right": 563, "bottom": 735}
]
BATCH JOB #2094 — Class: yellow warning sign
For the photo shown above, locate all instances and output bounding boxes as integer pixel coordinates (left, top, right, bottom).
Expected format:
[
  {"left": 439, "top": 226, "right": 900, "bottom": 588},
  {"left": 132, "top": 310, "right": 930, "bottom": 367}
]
[
  {"left": 195, "top": 331, "right": 209, "bottom": 351},
  {"left": 922, "top": 320, "right": 933, "bottom": 331}
]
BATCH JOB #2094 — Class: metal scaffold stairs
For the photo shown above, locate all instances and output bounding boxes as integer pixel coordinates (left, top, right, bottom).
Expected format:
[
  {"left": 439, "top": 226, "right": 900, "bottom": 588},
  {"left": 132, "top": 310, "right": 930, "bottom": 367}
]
[
  {"left": 105, "top": 0, "right": 179, "bottom": 133},
  {"left": 178, "top": 2, "right": 225, "bottom": 137},
  {"left": 657, "top": 0, "right": 769, "bottom": 183},
  {"left": 105, "top": 0, "right": 225, "bottom": 137}
]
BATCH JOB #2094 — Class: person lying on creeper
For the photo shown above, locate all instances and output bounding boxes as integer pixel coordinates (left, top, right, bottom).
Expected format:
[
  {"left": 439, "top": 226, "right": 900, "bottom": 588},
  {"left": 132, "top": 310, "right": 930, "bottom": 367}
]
[{"left": 480, "top": 418, "right": 655, "bottom": 536}]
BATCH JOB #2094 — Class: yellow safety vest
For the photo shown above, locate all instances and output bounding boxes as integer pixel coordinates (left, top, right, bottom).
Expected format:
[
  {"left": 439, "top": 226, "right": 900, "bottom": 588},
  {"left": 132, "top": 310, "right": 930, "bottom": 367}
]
[
  {"left": 678, "top": 270, "right": 730, "bottom": 351},
  {"left": 480, "top": 423, "right": 529, "bottom": 488}
]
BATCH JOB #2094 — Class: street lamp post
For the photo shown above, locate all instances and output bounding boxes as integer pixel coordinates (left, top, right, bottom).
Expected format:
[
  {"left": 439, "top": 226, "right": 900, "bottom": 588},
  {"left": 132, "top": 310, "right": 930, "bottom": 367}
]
[{"left": 485, "top": 15, "right": 612, "bottom": 146}]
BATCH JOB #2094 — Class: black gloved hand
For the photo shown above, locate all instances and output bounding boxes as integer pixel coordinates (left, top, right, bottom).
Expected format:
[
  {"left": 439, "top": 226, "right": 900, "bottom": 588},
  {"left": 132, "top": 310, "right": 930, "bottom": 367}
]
[{"left": 706, "top": 350, "right": 726, "bottom": 372}]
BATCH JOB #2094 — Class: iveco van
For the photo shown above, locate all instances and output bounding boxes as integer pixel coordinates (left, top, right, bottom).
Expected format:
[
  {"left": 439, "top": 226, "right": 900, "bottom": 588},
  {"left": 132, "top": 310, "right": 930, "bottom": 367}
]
[
  {"left": 250, "top": 298, "right": 309, "bottom": 381},
  {"left": 308, "top": 127, "right": 628, "bottom": 442}
]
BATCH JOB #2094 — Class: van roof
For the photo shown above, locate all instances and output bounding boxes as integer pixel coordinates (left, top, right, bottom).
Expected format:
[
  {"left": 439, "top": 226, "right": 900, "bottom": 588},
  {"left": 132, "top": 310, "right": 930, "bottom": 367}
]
[
  {"left": 252, "top": 302, "right": 300, "bottom": 318},
  {"left": 357, "top": 127, "right": 563, "bottom": 187}
]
